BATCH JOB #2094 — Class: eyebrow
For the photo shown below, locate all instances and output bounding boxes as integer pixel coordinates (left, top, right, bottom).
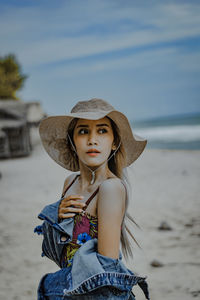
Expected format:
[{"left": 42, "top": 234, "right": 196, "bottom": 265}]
[{"left": 76, "top": 123, "right": 110, "bottom": 128}]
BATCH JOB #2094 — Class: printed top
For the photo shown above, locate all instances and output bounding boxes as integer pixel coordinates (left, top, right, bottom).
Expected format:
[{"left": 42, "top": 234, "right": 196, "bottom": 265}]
[{"left": 60, "top": 175, "right": 99, "bottom": 267}]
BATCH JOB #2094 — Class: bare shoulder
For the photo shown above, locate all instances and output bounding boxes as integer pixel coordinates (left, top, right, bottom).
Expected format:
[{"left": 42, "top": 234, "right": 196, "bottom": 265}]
[
  {"left": 99, "top": 177, "right": 125, "bottom": 195},
  {"left": 98, "top": 178, "right": 126, "bottom": 211},
  {"left": 62, "top": 173, "right": 79, "bottom": 193}
]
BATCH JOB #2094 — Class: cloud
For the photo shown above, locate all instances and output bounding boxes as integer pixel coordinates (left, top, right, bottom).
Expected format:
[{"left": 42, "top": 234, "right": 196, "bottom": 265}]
[
  {"left": 1, "top": 0, "right": 199, "bottom": 120},
  {"left": 0, "top": 0, "right": 200, "bottom": 69},
  {"left": 41, "top": 47, "right": 177, "bottom": 79}
]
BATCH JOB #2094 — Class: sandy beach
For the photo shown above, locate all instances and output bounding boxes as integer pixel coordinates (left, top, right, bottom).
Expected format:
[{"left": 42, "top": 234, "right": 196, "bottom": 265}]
[{"left": 0, "top": 129, "right": 199, "bottom": 300}]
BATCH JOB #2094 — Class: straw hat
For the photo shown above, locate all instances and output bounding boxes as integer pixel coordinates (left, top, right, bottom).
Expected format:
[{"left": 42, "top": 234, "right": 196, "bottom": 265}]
[{"left": 39, "top": 98, "right": 147, "bottom": 171}]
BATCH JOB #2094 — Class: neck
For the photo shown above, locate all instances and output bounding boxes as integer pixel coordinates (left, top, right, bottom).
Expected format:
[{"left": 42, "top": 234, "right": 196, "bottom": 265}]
[{"left": 78, "top": 161, "right": 111, "bottom": 190}]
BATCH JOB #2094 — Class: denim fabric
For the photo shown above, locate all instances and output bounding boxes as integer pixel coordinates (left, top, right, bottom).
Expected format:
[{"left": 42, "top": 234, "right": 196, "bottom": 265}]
[
  {"left": 35, "top": 199, "right": 74, "bottom": 268},
  {"left": 38, "top": 266, "right": 136, "bottom": 299},
  {"left": 35, "top": 199, "right": 150, "bottom": 300}
]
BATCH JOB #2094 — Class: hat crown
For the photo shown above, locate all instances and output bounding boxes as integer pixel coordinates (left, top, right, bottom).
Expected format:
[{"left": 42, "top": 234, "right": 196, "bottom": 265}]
[{"left": 71, "top": 98, "right": 114, "bottom": 113}]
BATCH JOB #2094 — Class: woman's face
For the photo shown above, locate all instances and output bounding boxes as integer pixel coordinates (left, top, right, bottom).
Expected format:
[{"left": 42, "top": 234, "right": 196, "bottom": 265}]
[{"left": 73, "top": 117, "right": 114, "bottom": 168}]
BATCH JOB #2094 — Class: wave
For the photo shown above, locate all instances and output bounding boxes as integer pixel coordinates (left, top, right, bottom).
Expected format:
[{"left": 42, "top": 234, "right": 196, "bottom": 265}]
[
  {"left": 134, "top": 124, "right": 200, "bottom": 143},
  {"left": 133, "top": 125, "right": 200, "bottom": 149}
]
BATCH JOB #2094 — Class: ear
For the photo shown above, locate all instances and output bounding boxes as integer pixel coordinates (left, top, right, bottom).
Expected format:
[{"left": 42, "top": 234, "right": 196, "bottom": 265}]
[{"left": 112, "top": 143, "right": 116, "bottom": 151}]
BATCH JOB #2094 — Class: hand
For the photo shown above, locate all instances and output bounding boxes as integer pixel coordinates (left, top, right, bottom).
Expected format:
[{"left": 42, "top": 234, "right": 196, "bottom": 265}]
[{"left": 58, "top": 195, "right": 86, "bottom": 220}]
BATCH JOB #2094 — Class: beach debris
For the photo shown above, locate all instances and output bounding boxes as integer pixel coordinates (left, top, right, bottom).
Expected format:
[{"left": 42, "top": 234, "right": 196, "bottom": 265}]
[
  {"left": 158, "top": 221, "right": 172, "bottom": 231},
  {"left": 185, "top": 222, "right": 194, "bottom": 227},
  {"left": 150, "top": 259, "right": 164, "bottom": 267},
  {"left": 190, "top": 290, "right": 200, "bottom": 297},
  {"left": 185, "top": 217, "right": 200, "bottom": 228}
]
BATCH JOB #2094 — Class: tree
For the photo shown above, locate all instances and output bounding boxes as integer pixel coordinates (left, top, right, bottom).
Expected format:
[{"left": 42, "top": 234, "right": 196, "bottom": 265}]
[{"left": 0, "top": 54, "right": 27, "bottom": 100}]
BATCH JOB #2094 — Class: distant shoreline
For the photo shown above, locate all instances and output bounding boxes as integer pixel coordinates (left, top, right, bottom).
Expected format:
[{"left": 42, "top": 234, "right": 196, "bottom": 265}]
[{"left": 131, "top": 113, "right": 200, "bottom": 150}]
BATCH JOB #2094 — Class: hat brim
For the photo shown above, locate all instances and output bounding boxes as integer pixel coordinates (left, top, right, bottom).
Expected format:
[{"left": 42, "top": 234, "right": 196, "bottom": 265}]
[{"left": 39, "top": 110, "right": 147, "bottom": 171}]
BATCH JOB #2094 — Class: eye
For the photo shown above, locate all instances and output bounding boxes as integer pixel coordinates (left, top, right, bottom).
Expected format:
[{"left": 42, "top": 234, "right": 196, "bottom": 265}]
[
  {"left": 98, "top": 128, "right": 108, "bottom": 134},
  {"left": 78, "top": 128, "right": 88, "bottom": 135}
]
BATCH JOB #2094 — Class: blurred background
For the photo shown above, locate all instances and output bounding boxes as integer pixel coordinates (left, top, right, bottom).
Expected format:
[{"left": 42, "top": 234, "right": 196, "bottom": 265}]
[
  {"left": 0, "top": 0, "right": 200, "bottom": 153},
  {"left": 0, "top": 1, "right": 200, "bottom": 300}
]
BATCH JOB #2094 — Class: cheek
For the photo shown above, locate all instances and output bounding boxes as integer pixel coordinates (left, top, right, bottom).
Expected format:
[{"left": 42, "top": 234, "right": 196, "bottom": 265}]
[
  {"left": 73, "top": 135, "right": 80, "bottom": 149},
  {"left": 101, "top": 136, "right": 113, "bottom": 151},
  {"left": 74, "top": 138, "right": 82, "bottom": 149},
  {"left": 73, "top": 136, "right": 87, "bottom": 154}
]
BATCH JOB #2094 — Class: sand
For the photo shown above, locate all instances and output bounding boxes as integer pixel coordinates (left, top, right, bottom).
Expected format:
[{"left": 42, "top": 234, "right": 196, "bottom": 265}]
[{"left": 0, "top": 128, "right": 199, "bottom": 300}]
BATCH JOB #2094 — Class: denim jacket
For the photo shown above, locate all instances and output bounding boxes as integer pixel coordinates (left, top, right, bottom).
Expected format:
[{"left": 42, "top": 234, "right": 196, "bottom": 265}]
[{"left": 34, "top": 198, "right": 150, "bottom": 300}]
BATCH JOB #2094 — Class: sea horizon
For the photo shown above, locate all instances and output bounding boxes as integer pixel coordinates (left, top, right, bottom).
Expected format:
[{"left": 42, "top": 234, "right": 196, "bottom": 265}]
[{"left": 131, "top": 112, "right": 200, "bottom": 150}]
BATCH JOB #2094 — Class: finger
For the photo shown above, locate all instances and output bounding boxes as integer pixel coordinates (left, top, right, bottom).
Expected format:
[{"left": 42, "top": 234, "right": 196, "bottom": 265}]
[
  {"left": 62, "top": 195, "right": 84, "bottom": 202},
  {"left": 59, "top": 213, "right": 76, "bottom": 219},
  {"left": 59, "top": 207, "right": 84, "bottom": 214},
  {"left": 60, "top": 200, "right": 86, "bottom": 208}
]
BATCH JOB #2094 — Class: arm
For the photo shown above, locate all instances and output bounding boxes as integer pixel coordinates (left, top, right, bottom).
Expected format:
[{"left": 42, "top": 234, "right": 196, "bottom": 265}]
[{"left": 97, "top": 178, "right": 126, "bottom": 259}]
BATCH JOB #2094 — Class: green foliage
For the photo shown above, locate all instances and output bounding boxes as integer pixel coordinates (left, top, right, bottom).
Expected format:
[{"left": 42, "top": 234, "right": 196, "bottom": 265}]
[{"left": 0, "top": 54, "right": 27, "bottom": 100}]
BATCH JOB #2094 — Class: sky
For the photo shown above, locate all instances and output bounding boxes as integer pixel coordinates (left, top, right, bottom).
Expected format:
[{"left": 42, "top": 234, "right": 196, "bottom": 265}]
[{"left": 0, "top": 0, "right": 200, "bottom": 121}]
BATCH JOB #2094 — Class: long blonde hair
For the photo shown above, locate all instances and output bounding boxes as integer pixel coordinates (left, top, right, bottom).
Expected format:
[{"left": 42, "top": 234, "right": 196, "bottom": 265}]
[{"left": 66, "top": 117, "right": 140, "bottom": 259}]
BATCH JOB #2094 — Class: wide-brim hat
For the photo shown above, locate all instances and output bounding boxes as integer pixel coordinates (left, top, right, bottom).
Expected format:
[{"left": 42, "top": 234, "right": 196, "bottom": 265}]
[{"left": 39, "top": 98, "right": 147, "bottom": 171}]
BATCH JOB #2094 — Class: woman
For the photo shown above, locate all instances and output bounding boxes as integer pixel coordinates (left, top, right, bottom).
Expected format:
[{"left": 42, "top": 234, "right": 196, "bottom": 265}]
[{"left": 35, "top": 98, "right": 150, "bottom": 300}]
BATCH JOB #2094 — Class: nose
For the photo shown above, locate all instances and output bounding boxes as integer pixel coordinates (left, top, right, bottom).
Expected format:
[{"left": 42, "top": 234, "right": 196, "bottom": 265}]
[{"left": 87, "top": 130, "right": 98, "bottom": 145}]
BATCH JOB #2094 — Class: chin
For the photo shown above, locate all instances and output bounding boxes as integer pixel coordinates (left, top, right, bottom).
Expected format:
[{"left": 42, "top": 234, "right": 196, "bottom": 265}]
[
  {"left": 83, "top": 158, "right": 107, "bottom": 168},
  {"left": 86, "top": 161, "right": 103, "bottom": 168}
]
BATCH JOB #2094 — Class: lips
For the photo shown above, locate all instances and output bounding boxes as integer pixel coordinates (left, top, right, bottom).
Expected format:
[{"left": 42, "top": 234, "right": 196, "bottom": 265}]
[{"left": 86, "top": 149, "right": 100, "bottom": 153}]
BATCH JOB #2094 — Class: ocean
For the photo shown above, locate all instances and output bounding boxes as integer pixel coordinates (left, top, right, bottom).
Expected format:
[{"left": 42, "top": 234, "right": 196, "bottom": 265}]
[{"left": 131, "top": 112, "right": 200, "bottom": 150}]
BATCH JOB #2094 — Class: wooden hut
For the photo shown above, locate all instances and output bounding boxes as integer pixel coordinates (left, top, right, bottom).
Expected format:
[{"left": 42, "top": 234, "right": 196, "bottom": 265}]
[
  {"left": 0, "top": 100, "right": 46, "bottom": 158},
  {"left": 0, "top": 108, "right": 31, "bottom": 158}
]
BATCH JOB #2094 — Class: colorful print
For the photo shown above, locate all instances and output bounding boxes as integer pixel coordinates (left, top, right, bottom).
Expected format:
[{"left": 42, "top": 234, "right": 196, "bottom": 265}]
[
  {"left": 61, "top": 213, "right": 98, "bottom": 267},
  {"left": 77, "top": 232, "right": 92, "bottom": 245}
]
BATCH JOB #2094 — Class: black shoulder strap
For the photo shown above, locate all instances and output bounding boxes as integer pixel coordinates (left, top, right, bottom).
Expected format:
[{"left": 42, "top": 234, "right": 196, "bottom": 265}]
[{"left": 83, "top": 187, "right": 99, "bottom": 210}]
